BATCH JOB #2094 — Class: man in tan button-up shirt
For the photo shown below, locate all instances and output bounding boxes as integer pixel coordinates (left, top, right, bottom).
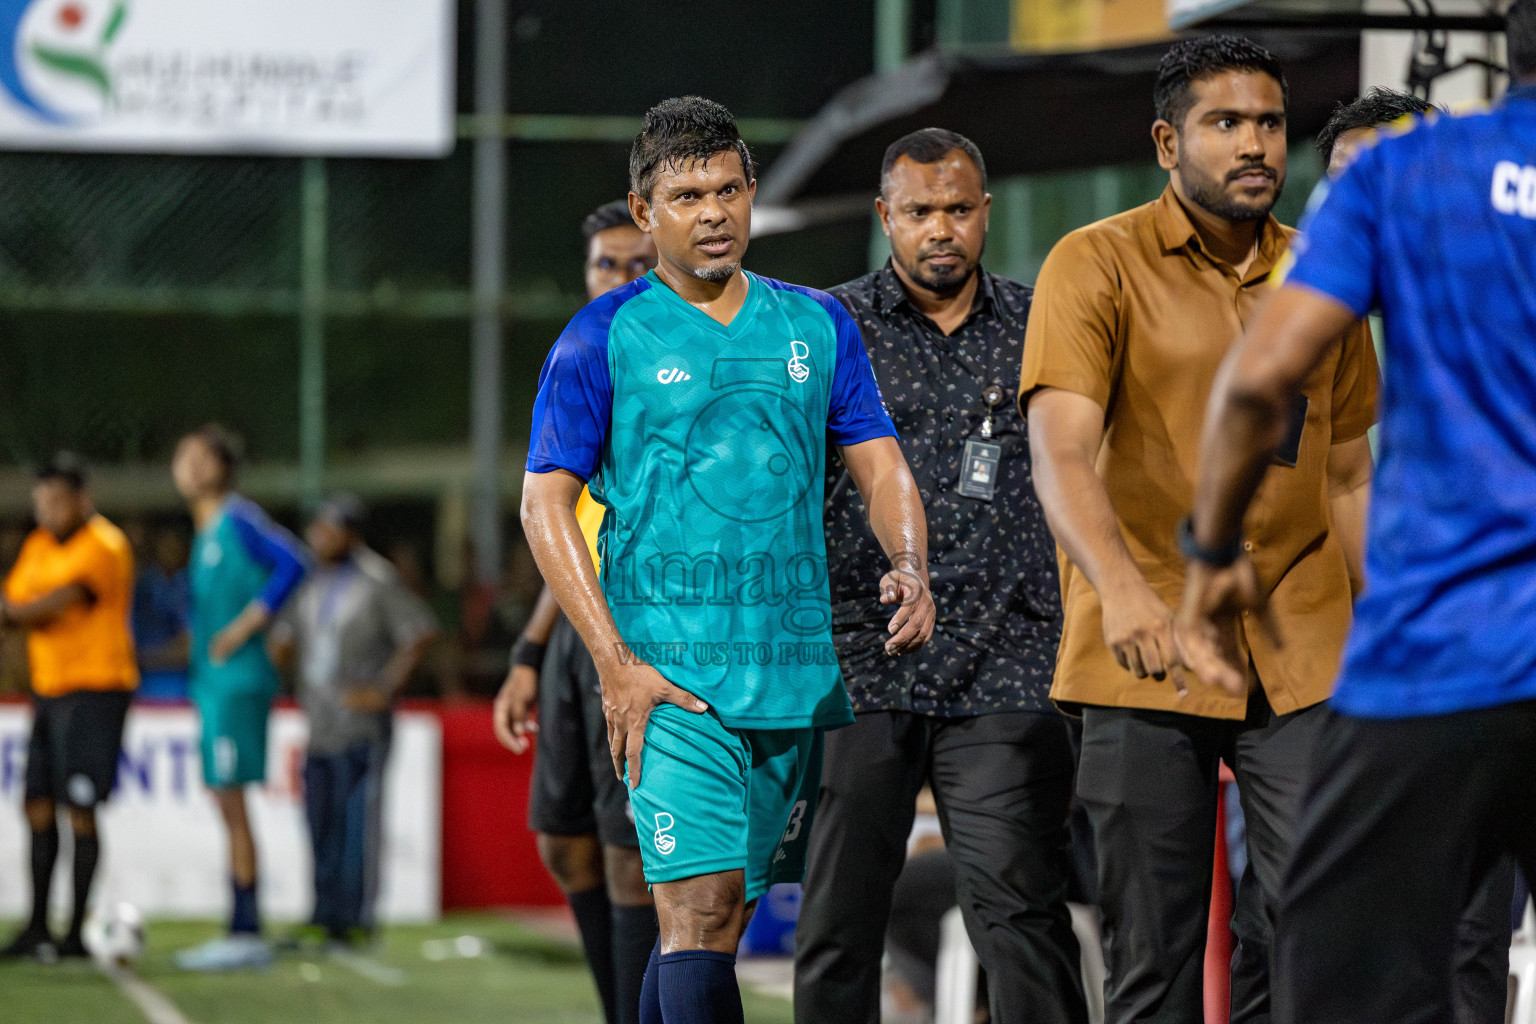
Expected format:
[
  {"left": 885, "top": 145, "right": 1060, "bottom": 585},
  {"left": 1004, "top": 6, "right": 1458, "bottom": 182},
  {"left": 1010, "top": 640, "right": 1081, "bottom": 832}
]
[{"left": 1020, "top": 37, "right": 1375, "bottom": 1024}]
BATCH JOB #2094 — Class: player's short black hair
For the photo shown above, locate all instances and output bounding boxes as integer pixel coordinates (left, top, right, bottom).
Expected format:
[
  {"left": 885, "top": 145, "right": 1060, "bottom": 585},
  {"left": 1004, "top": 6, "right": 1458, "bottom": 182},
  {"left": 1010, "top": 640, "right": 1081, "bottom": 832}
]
[
  {"left": 582, "top": 200, "right": 636, "bottom": 242},
  {"left": 1510, "top": 0, "right": 1536, "bottom": 79},
  {"left": 1316, "top": 88, "right": 1439, "bottom": 166},
  {"left": 629, "top": 96, "right": 754, "bottom": 204},
  {"left": 1154, "top": 35, "right": 1288, "bottom": 129},
  {"left": 35, "top": 451, "right": 86, "bottom": 490},
  {"left": 183, "top": 423, "right": 243, "bottom": 483},
  {"left": 879, "top": 128, "right": 988, "bottom": 197}
]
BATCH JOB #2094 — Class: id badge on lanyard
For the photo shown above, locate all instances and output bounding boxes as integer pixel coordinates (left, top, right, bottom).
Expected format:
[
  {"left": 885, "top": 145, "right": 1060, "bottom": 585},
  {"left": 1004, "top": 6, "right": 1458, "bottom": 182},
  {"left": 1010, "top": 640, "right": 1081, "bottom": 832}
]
[{"left": 957, "top": 381, "right": 1006, "bottom": 503}]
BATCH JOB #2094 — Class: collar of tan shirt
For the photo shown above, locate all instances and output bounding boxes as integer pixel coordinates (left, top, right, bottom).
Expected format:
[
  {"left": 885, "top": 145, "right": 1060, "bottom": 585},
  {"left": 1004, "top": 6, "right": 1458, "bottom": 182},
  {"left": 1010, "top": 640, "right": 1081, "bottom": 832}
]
[{"left": 1150, "top": 184, "right": 1288, "bottom": 284}]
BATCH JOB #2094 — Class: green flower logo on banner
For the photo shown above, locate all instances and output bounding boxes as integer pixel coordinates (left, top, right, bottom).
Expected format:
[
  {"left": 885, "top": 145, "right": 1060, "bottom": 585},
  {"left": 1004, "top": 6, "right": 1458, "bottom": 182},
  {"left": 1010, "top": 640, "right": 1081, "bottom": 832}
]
[
  {"left": 29, "top": 1, "right": 126, "bottom": 101},
  {"left": 0, "top": 0, "right": 128, "bottom": 123}
]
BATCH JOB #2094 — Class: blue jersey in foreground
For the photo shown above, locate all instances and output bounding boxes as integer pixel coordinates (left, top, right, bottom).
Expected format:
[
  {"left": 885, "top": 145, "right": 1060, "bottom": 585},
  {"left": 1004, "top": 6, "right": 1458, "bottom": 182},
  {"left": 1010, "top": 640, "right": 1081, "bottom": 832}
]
[
  {"left": 528, "top": 270, "right": 897, "bottom": 729},
  {"left": 1286, "top": 84, "right": 1536, "bottom": 718}
]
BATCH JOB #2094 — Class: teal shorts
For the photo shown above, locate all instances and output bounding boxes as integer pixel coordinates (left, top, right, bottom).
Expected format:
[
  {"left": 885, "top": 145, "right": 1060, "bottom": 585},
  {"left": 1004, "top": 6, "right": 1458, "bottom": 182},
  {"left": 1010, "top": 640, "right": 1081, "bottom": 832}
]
[
  {"left": 193, "top": 690, "right": 274, "bottom": 788},
  {"left": 628, "top": 704, "right": 823, "bottom": 902}
]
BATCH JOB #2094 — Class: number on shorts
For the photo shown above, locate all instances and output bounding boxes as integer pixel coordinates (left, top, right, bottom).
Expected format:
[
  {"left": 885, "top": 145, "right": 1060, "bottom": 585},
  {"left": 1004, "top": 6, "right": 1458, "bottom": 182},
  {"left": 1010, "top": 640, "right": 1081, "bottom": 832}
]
[{"left": 782, "top": 800, "right": 808, "bottom": 843}]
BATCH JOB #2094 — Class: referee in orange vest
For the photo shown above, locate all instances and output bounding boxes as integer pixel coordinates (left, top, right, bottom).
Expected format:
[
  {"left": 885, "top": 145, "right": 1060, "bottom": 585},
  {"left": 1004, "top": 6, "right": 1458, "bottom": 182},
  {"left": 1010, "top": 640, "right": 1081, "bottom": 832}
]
[{"left": 0, "top": 454, "right": 138, "bottom": 961}]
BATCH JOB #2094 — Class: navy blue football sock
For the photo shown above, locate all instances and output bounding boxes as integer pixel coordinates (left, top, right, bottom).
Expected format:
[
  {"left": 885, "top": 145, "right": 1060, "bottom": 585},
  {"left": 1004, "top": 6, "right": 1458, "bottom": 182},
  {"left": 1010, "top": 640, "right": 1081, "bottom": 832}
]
[
  {"left": 67, "top": 833, "right": 100, "bottom": 944},
  {"left": 568, "top": 886, "right": 618, "bottom": 1023},
  {"left": 612, "top": 904, "right": 660, "bottom": 1024},
  {"left": 27, "top": 825, "right": 59, "bottom": 935},
  {"left": 638, "top": 939, "right": 662, "bottom": 1024},
  {"left": 658, "top": 949, "right": 743, "bottom": 1024},
  {"left": 230, "top": 879, "right": 260, "bottom": 935}
]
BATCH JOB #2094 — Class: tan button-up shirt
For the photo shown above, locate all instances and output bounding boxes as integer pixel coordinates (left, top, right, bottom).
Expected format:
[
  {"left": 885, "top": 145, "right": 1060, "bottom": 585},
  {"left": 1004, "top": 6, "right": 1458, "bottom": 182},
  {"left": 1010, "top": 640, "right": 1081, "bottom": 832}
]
[{"left": 1019, "top": 186, "right": 1378, "bottom": 720}]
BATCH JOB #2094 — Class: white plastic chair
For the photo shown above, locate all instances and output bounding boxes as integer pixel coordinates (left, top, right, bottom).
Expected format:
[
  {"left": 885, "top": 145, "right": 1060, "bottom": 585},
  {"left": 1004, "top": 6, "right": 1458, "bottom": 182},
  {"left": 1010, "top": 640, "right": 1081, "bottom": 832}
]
[
  {"left": 934, "top": 907, "right": 977, "bottom": 1024},
  {"left": 932, "top": 902, "right": 1106, "bottom": 1024},
  {"left": 1508, "top": 898, "right": 1536, "bottom": 1024}
]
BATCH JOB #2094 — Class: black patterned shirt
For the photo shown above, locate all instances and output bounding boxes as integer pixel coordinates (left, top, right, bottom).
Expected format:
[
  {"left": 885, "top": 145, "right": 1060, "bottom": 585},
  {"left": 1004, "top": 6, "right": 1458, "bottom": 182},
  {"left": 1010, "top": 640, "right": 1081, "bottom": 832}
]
[{"left": 824, "top": 263, "right": 1061, "bottom": 717}]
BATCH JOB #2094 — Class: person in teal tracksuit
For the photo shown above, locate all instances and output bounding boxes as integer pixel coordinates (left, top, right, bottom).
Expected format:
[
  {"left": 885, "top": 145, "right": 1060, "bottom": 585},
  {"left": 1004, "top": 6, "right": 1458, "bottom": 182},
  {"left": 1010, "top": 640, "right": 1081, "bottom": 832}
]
[
  {"left": 171, "top": 424, "right": 306, "bottom": 971},
  {"left": 523, "top": 96, "right": 936, "bottom": 1024}
]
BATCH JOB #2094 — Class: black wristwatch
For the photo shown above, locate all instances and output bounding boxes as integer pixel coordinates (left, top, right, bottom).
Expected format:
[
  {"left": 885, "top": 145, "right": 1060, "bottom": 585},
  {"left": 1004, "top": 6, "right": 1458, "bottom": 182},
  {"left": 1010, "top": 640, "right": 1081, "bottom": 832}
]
[{"left": 1177, "top": 516, "right": 1244, "bottom": 568}]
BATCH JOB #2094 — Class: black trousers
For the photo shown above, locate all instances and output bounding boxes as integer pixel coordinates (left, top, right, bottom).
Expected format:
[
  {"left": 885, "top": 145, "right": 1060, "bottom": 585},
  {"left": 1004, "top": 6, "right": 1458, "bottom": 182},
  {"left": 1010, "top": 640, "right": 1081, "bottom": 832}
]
[
  {"left": 1077, "top": 690, "right": 1325, "bottom": 1024},
  {"left": 793, "top": 709, "right": 1087, "bottom": 1024},
  {"left": 1454, "top": 856, "right": 1518, "bottom": 1024},
  {"left": 1276, "top": 702, "right": 1536, "bottom": 1024}
]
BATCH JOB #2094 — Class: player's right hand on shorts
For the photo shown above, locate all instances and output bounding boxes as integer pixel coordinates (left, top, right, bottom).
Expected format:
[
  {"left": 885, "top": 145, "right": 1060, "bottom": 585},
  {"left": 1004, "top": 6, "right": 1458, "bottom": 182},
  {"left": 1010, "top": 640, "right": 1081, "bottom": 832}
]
[
  {"left": 1099, "top": 575, "right": 1184, "bottom": 691},
  {"left": 601, "top": 661, "right": 707, "bottom": 790},
  {"left": 493, "top": 666, "right": 540, "bottom": 754}
]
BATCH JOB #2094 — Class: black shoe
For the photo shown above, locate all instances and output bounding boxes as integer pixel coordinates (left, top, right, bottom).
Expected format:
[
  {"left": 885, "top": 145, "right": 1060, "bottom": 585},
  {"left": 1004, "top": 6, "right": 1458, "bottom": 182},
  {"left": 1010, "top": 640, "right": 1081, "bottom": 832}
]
[
  {"left": 325, "top": 926, "right": 376, "bottom": 951},
  {"left": 55, "top": 934, "right": 90, "bottom": 959},
  {"left": 0, "top": 926, "right": 55, "bottom": 959}
]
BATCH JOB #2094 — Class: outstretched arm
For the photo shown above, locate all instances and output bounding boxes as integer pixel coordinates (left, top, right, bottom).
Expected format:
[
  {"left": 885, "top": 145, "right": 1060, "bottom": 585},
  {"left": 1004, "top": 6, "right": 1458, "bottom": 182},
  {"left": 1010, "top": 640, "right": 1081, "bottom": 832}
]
[{"left": 838, "top": 436, "right": 933, "bottom": 655}]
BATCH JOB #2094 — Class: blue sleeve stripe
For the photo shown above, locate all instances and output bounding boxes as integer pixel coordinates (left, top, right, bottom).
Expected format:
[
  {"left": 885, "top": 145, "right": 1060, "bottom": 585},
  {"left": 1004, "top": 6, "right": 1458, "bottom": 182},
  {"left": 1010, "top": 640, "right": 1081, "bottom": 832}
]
[
  {"left": 802, "top": 280, "right": 900, "bottom": 447},
  {"left": 835, "top": 422, "right": 899, "bottom": 446},
  {"left": 227, "top": 497, "right": 308, "bottom": 612},
  {"left": 526, "top": 456, "right": 600, "bottom": 479},
  {"left": 524, "top": 279, "right": 644, "bottom": 478}
]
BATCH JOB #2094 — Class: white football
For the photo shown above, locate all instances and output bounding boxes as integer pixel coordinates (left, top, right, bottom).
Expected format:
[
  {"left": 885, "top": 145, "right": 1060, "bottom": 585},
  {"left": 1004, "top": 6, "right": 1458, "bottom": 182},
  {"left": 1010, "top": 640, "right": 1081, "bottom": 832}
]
[{"left": 83, "top": 902, "right": 147, "bottom": 966}]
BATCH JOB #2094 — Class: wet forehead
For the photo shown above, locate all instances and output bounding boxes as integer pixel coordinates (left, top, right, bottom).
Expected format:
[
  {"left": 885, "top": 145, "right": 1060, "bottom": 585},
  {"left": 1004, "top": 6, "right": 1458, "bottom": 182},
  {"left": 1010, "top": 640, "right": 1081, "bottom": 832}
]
[{"left": 653, "top": 150, "right": 748, "bottom": 197}]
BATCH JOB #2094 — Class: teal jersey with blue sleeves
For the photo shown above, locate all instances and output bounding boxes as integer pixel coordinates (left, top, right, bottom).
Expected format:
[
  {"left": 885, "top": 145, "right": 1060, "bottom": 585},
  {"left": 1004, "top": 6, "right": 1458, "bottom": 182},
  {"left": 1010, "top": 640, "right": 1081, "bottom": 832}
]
[
  {"left": 528, "top": 271, "right": 897, "bottom": 729},
  {"left": 189, "top": 494, "right": 306, "bottom": 697}
]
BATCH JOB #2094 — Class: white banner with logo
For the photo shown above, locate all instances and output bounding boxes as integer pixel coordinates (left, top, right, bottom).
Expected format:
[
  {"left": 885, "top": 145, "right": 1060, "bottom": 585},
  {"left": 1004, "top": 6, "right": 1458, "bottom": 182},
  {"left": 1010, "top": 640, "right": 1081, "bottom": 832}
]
[
  {"left": 0, "top": 704, "right": 441, "bottom": 922},
  {"left": 0, "top": 0, "right": 454, "bottom": 155}
]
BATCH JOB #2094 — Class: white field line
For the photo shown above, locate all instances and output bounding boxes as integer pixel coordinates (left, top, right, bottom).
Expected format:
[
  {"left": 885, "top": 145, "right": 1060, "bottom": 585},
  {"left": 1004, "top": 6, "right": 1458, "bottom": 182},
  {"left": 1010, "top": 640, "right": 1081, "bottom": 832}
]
[
  {"left": 324, "top": 947, "right": 408, "bottom": 987},
  {"left": 99, "top": 964, "right": 199, "bottom": 1024}
]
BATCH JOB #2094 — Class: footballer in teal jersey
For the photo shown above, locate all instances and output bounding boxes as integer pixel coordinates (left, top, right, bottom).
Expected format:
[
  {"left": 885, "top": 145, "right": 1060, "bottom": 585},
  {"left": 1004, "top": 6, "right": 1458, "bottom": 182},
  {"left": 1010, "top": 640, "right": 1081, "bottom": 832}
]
[
  {"left": 524, "top": 97, "right": 934, "bottom": 1022},
  {"left": 172, "top": 425, "right": 306, "bottom": 971}
]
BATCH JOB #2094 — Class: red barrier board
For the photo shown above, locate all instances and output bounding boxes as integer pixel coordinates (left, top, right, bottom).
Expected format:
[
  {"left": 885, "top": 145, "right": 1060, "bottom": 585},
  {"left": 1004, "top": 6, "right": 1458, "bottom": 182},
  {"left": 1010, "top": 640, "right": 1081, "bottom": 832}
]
[{"left": 431, "top": 700, "right": 565, "bottom": 910}]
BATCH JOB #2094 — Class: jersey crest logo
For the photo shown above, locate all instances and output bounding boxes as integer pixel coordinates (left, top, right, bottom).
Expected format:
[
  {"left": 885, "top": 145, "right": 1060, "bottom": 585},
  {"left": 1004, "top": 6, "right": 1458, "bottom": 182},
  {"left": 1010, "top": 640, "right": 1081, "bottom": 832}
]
[
  {"left": 787, "top": 340, "right": 810, "bottom": 383},
  {"left": 656, "top": 367, "right": 692, "bottom": 384},
  {"left": 653, "top": 812, "right": 677, "bottom": 855}
]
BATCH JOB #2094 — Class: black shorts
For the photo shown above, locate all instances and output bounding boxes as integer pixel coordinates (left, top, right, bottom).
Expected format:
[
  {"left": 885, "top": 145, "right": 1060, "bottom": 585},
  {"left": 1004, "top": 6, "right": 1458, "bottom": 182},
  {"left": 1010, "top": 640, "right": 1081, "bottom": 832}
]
[
  {"left": 526, "top": 617, "right": 637, "bottom": 847},
  {"left": 25, "top": 690, "right": 133, "bottom": 807}
]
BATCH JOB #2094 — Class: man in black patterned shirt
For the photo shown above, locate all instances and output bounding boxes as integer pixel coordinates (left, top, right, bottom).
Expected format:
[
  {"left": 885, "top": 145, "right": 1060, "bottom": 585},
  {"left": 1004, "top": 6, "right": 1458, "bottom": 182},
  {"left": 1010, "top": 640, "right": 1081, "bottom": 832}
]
[{"left": 795, "top": 129, "right": 1086, "bottom": 1024}]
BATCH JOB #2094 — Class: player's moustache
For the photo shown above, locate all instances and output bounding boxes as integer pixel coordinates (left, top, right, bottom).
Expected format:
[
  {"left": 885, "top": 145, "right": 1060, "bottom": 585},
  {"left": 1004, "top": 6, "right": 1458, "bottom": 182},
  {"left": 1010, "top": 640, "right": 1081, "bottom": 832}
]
[{"left": 1227, "top": 161, "right": 1278, "bottom": 183}]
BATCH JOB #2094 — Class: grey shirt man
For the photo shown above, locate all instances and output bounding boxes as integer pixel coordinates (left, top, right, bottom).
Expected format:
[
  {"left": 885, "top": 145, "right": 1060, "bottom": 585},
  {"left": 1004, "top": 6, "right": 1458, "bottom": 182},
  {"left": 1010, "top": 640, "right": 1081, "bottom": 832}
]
[{"left": 275, "top": 547, "right": 435, "bottom": 754}]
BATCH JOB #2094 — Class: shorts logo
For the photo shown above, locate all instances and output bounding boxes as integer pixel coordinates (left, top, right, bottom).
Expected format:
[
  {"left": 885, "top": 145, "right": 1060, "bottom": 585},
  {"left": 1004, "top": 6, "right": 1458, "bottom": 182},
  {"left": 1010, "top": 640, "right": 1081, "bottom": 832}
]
[
  {"left": 214, "top": 735, "right": 238, "bottom": 785},
  {"left": 653, "top": 812, "right": 676, "bottom": 855},
  {"left": 786, "top": 341, "right": 810, "bottom": 384},
  {"left": 656, "top": 367, "right": 692, "bottom": 384}
]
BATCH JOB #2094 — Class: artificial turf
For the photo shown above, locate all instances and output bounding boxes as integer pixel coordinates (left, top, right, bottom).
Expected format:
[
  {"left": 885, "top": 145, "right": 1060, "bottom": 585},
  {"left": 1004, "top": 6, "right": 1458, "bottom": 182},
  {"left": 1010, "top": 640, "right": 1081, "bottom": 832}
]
[{"left": 0, "top": 915, "right": 796, "bottom": 1024}]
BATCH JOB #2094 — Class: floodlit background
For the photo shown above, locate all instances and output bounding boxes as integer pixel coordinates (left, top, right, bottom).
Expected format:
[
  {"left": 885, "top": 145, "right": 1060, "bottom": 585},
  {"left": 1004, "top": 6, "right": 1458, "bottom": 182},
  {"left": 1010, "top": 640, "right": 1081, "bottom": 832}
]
[{"left": 0, "top": 0, "right": 1512, "bottom": 1020}]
